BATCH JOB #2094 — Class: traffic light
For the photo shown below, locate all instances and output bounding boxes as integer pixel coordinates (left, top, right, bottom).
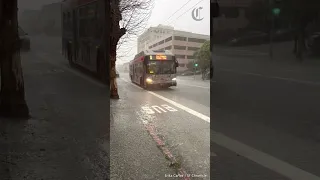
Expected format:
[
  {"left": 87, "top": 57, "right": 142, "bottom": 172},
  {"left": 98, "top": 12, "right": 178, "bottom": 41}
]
[
  {"left": 194, "top": 63, "right": 198, "bottom": 67},
  {"left": 271, "top": 0, "right": 281, "bottom": 16},
  {"left": 272, "top": 7, "right": 280, "bottom": 16}
]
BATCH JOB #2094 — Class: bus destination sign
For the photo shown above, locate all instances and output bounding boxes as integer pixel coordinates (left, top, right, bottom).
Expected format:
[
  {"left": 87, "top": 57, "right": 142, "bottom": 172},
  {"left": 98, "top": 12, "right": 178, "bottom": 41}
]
[{"left": 150, "top": 55, "right": 168, "bottom": 60}]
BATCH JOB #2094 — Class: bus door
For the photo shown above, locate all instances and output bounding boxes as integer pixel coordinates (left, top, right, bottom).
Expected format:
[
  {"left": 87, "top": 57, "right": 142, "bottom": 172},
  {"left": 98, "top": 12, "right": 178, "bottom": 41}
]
[{"left": 143, "top": 61, "right": 147, "bottom": 83}]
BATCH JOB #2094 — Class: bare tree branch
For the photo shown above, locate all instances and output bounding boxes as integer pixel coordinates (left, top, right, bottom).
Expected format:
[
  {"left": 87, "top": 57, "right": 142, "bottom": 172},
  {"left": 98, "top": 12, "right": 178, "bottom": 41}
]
[{"left": 117, "top": 0, "right": 154, "bottom": 60}]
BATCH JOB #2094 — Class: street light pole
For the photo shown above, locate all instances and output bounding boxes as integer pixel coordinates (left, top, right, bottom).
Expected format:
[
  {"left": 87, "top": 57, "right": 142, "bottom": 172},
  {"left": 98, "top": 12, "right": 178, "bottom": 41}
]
[
  {"left": 269, "top": 0, "right": 274, "bottom": 59},
  {"left": 193, "top": 61, "right": 196, "bottom": 80}
]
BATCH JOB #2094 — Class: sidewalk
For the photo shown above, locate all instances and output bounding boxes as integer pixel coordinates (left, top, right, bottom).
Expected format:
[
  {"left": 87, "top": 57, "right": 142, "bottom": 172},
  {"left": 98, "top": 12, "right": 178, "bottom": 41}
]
[
  {"left": 110, "top": 84, "right": 179, "bottom": 179},
  {"left": 0, "top": 52, "right": 111, "bottom": 179}
]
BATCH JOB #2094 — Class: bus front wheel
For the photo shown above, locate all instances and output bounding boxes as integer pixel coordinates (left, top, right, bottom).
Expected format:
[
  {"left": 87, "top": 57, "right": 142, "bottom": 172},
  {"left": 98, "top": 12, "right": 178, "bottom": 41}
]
[{"left": 142, "top": 78, "right": 149, "bottom": 90}]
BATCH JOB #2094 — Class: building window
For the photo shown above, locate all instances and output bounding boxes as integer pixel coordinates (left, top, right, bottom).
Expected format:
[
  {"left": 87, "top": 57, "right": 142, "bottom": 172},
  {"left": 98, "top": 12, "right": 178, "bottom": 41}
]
[
  {"left": 187, "top": 55, "right": 194, "bottom": 59},
  {"left": 174, "top": 36, "right": 187, "bottom": 41},
  {"left": 158, "top": 40, "right": 165, "bottom": 45},
  {"left": 175, "top": 55, "right": 185, "bottom": 59},
  {"left": 188, "top": 47, "right": 200, "bottom": 51},
  {"left": 188, "top": 38, "right": 206, "bottom": 43},
  {"left": 78, "top": 3, "right": 98, "bottom": 38},
  {"left": 174, "top": 45, "right": 186, "bottom": 50},
  {"left": 165, "top": 36, "right": 172, "bottom": 42},
  {"left": 165, "top": 46, "right": 172, "bottom": 50},
  {"left": 179, "top": 63, "right": 185, "bottom": 67}
]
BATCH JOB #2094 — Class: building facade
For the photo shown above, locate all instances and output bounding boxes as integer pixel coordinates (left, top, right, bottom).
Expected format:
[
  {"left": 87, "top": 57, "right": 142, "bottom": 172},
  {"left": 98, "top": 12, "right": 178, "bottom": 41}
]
[
  {"left": 137, "top": 24, "right": 174, "bottom": 53},
  {"left": 146, "top": 31, "right": 209, "bottom": 72}
]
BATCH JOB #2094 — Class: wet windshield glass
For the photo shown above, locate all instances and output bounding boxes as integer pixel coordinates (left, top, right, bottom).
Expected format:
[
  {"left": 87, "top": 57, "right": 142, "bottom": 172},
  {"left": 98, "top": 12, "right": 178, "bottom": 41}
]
[{"left": 147, "top": 61, "right": 176, "bottom": 74}]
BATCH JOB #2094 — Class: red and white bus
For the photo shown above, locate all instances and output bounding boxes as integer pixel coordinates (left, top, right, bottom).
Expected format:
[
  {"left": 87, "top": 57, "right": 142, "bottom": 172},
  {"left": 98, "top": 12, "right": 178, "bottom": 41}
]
[
  {"left": 61, "top": 0, "right": 109, "bottom": 81},
  {"left": 129, "top": 50, "right": 179, "bottom": 89}
]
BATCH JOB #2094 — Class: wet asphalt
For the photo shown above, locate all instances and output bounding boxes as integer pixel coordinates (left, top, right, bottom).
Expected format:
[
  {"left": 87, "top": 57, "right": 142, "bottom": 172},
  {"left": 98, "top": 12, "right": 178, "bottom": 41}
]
[
  {"left": 3, "top": 35, "right": 319, "bottom": 180},
  {"left": 211, "top": 54, "right": 320, "bottom": 179},
  {"left": 0, "top": 35, "right": 211, "bottom": 179},
  {"left": 1, "top": 50, "right": 110, "bottom": 180}
]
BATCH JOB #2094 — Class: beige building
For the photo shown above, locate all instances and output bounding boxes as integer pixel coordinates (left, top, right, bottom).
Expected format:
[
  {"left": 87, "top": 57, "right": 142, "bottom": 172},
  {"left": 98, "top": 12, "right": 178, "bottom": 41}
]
[
  {"left": 146, "top": 30, "right": 209, "bottom": 72},
  {"left": 137, "top": 24, "right": 174, "bottom": 53}
]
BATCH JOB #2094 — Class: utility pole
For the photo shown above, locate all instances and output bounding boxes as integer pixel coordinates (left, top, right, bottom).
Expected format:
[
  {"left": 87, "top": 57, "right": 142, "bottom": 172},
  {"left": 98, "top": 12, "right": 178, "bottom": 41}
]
[
  {"left": 269, "top": 0, "right": 281, "bottom": 59},
  {"left": 269, "top": 0, "right": 274, "bottom": 59},
  {"left": 269, "top": 11, "right": 274, "bottom": 59},
  {"left": 211, "top": 0, "right": 220, "bottom": 80},
  {"left": 194, "top": 62, "right": 198, "bottom": 80}
]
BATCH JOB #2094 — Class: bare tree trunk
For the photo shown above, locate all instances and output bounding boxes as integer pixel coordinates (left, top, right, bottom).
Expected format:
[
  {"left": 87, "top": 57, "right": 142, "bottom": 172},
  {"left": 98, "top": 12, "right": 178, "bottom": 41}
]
[
  {"left": 110, "top": 0, "right": 126, "bottom": 99},
  {"left": 0, "top": 0, "right": 29, "bottom": 117},
  {"left": 293, "top": 34, "right": 297, "bottom": 53},
  {"left": 296, "top": 32, "right": 305, "bottom": 61},
  {"left": 295, "top": 21, "right": 307, "bottom": 62}
]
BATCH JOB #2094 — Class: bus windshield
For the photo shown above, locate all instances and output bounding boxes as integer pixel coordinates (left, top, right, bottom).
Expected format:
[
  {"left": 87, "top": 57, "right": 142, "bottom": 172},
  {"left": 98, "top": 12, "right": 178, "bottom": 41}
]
[{"left": 147, "top": 60, "right": 176, "bottom": 74}]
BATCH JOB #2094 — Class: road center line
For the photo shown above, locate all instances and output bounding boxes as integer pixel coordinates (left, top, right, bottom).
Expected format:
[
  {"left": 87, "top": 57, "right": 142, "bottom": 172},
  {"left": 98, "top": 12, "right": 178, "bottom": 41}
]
[
  {"left": 177, "top": 82, "right": 210, "bottom": 89},
  {"left": 211, "top": 131, "right": 320, "bottom": 180},
  {"left": 121, "top": 77, "right": 320, "bottom": 180},
  {"left": 219, "top": 68, "right": 320, "bottom": 86}
]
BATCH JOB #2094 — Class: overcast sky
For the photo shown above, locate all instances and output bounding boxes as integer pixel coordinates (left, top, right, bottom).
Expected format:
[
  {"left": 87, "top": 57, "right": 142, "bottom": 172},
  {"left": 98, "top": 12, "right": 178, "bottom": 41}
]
[{"left": 118, "top": 0, "right": 210, "bottom": 64}]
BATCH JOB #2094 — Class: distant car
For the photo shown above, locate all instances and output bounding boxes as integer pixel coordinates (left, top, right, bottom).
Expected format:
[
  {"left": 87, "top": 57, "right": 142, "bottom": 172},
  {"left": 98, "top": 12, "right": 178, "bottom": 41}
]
[
  {"left": 227, "top": 31, "right": 268, "bottom": 46},
  {"left": 274, "top": 28, "right": 295, "bottom": 42},
  {"left": 307, "top": 32, "right": 320, "bottom": 56},
  {"left": 116, "top": 70, "right": 119, "bottom": 78},
  {"left": 18, "top": 27, "right": 30, "bottom": 51}
]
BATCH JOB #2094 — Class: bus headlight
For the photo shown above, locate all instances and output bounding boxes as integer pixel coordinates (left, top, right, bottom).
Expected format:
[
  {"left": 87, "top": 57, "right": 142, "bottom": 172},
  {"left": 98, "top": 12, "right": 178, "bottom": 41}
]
[
  {"left": 172, "top": 78, "right": 176, "bottom": 81},
  {"left": 146, "top": 78, "right": 153, "bottom": 83}
]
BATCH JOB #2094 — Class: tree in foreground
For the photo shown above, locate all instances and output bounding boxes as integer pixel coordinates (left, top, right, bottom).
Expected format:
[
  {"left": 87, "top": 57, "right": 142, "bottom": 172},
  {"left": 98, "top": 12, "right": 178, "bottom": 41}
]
[
  {"left": 110, "top": 0, "right": 154, "bottom": 99},
  {"left": 194, "top": 40, "right": 210, "bottom": 72},
  {"left": 0, "top": 0, "right": 29, "bottom": 117}
]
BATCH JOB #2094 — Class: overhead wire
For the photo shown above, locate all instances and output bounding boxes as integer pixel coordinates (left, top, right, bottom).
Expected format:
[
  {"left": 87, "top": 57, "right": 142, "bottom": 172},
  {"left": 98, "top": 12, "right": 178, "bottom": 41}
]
[
  {"left": 163, "top": 0, "right": 193, "bottom": 24},
  {"left": 168, "top": 0, "right": 205, "bottom": 25}
]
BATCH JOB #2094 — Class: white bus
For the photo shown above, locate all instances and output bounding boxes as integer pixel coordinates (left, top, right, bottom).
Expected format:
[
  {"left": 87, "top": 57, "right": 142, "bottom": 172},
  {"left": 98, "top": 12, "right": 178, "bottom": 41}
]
[{"left": 129, "top": 50, "right": 179, "bottom": 89}]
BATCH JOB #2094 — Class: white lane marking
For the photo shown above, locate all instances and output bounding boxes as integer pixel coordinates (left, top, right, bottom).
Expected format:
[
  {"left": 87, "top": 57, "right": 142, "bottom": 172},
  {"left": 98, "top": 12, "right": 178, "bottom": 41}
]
[
  {"left": 121, "top": 77, "right": 320, "bottom": 180},
  {"left": 178, "top": 83, "right": 210, "bottom": 89},
  {"left": 162, "top": 104, "right": 178, "bottom": 112},
  {"left": 141, "top": 104, "right": 178, "bottom": 114},
  {"left": 36, "top": 52, "right": 106, "bottom": 88},
  {"left": 148, "top": 91, "right": 210, "bottom": 122},
  {"left": 151, "top": 105, "right": 166, "bottom": 113},
  {"left": 211, "top": 131, "right": 320, "bottom": 180},
  {"left": 141, "top": 106, "right": 155, "bottom": 114},
  {"left": 121, "top": 78, "right": 210, "bottom": 122},
  {"left": 220, "top": 68, "right": 320, "bottom": 86}
]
